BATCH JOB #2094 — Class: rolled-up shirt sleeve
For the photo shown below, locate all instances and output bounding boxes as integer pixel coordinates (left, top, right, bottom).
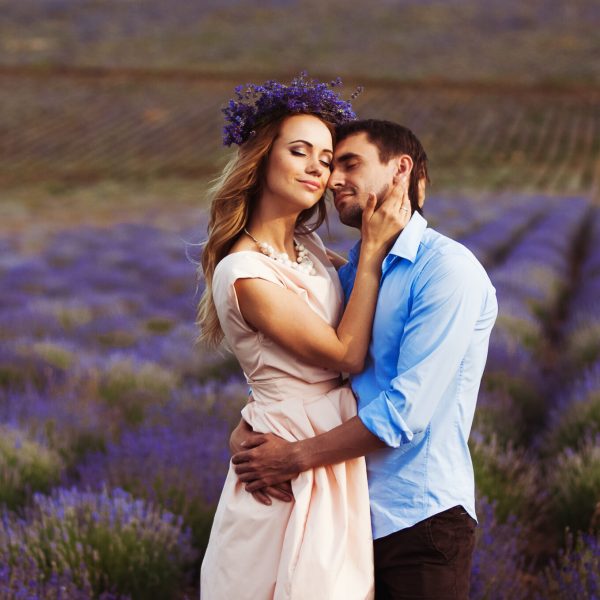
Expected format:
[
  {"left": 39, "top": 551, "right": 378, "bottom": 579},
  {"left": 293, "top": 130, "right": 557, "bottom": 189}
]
[{"left": 358, "top": 253, "right": 490, "bottom": 448}]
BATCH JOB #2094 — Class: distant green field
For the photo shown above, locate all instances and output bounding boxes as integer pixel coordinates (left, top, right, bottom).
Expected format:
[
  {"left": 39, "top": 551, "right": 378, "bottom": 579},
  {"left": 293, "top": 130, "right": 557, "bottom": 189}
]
[{"left": 1, "top": 0, "right": 598, "bottom": 84}]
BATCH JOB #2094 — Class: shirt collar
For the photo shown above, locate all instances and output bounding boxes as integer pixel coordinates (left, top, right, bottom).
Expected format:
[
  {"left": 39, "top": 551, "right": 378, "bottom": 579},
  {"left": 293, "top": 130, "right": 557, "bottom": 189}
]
[
  {"left": 388, "top": 211, "right": 428, "bottom": 263},
  {"left": 347, "top": 211, "right": 428, "bottom": 265}
]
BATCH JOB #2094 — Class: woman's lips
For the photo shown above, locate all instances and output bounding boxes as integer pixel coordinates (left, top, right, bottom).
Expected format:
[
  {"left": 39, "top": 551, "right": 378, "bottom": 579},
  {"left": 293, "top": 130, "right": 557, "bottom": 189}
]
[{"left": 298, "top": 180, "right": 321, "bottom": 192}]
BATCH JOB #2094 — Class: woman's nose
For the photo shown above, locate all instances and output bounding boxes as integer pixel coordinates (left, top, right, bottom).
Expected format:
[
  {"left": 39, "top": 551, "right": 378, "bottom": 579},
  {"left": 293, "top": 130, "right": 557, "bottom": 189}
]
[{"left": 305, "top": 156, "right": 323, "bottom": 176}]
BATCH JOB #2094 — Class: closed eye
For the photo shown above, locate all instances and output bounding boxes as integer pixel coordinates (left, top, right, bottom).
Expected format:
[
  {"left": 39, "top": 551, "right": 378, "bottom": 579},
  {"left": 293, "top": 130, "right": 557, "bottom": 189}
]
[{"left": 292, "top": 149, "right": 331, "bottom": 169}]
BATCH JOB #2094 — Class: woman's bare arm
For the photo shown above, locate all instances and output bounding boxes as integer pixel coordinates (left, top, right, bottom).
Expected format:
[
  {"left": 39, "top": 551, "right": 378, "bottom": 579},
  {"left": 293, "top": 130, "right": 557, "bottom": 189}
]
[{"left": 235, "top": 184, "right": 410, "bottom": 373}]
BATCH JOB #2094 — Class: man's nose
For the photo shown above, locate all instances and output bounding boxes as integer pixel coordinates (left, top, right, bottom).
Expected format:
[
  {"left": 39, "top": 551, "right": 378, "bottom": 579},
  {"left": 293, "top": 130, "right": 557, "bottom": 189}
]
[{"left": 327, "top": 169, "right": 343, "bottom": 190}]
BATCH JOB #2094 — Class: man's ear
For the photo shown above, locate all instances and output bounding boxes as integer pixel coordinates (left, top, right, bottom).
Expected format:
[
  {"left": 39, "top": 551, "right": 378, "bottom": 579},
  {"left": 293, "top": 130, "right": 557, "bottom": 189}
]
[
  {"left": 417, "top": 177, "right": 426, "bottom": 208},
  {"left": 392, "top": 155, "right": 413, "bottom": 185}
]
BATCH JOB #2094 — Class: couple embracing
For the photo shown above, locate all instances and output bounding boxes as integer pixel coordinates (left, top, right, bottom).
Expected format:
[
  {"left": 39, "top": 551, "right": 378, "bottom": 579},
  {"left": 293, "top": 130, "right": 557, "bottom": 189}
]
[{"left": 198, "top": 74, "right": 498, "bottom": 600}]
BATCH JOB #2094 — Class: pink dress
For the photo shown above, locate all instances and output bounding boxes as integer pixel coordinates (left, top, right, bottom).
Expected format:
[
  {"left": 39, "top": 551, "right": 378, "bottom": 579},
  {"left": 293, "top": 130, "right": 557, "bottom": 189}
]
[{"left": 200, "top": 232, "right": 374, "bottom": 600}]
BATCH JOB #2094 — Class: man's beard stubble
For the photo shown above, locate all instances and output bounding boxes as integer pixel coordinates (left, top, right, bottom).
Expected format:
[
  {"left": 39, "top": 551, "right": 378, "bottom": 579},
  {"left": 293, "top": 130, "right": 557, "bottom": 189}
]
[{"left": 337, "top": 183, "right": 390, "bottom": 229}]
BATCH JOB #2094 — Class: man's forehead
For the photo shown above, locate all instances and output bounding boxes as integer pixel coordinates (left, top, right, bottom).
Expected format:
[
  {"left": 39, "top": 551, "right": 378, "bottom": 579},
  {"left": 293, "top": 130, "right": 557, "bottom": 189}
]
[{"left": 333, "top": 132, "right": 376, "bottom": 159}]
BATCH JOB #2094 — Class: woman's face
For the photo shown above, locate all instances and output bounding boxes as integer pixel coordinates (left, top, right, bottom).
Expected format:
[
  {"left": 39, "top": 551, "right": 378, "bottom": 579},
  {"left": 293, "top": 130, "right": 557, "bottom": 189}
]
[{"left": 262, "top": 114, "right": 333, "bottom": 213}]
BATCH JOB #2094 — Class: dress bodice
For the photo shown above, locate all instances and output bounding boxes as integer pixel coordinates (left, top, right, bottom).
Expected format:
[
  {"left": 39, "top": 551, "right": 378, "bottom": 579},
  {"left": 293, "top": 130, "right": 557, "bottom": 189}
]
[{"left": 211, "top": 232, "right": 344, "bottom": 388}]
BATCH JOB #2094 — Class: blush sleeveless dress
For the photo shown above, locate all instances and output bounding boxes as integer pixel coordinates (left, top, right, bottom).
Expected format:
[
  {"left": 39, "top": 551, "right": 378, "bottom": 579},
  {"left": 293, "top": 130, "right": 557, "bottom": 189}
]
[{"left": 200, "top": 232, "right": 374, "bottom": 600}]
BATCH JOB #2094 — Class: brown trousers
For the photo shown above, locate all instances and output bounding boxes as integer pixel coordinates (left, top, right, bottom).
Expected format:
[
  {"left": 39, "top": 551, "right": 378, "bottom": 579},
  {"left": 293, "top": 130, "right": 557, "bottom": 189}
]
[{"left": 373, "top": 505, "right": 476, "bottom": 600}]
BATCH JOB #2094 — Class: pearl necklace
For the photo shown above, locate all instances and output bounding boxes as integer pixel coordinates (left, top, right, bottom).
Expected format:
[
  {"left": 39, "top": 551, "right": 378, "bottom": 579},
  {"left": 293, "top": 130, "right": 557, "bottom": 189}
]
[{"left": 243, "top": 229, "right": 317, "bottom": 275}]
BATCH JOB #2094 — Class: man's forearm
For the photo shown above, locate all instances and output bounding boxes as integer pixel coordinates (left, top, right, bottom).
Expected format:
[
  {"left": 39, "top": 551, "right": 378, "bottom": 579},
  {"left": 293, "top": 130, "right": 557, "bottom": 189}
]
[
  {"left": 296, "top": 416, "right": 386, "bottom": 471},
  {"left": 232, "top": 415, "right": 386, "bottom": 493}
]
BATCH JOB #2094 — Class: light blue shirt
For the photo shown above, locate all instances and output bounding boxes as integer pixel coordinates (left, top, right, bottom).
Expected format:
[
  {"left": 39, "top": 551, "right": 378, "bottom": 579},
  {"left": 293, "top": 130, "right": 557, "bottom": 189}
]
[{"left": 339, "top": 212, "right": 498, "bottom": 540}]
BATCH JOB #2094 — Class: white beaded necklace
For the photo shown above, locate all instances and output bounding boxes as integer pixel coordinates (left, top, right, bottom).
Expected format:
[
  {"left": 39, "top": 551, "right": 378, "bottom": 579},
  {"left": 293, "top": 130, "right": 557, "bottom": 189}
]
[{"left": 243, "top": 228, "right": 317, "bottom": 275}]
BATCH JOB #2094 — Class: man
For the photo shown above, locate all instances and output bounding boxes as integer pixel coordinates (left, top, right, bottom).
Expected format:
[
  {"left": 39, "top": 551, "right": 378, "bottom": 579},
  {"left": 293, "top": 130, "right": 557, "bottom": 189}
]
[{"left": 231, "top": 119, "right": 498, "bottom": 599}]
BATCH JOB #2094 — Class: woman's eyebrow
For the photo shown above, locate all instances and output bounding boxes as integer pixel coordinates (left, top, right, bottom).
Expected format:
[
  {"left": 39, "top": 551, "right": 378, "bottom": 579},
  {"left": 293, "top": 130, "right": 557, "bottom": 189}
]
[{"left": 288, "top": 139, "right": 333, "bottom": 154}]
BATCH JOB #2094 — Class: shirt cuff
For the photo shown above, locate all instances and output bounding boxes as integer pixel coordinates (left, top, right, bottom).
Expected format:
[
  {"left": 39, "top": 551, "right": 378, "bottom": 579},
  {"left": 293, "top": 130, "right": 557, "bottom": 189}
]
[{"left": 358, "top": 393, "right": 415, "bottom": 448}]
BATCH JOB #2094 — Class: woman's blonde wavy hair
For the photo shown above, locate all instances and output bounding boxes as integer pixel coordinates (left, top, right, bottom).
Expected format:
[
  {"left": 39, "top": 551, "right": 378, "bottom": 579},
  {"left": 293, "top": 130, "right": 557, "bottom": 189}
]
[{"left": 197, "top": 114, "right": 333, "bottom": 349}]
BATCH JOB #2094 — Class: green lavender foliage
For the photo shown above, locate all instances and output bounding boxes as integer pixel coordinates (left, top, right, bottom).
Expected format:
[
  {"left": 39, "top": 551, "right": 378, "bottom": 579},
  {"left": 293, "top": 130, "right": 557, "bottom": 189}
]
[
  {"left": 549, "top": 436, "right": 600, "bottom": 535},
  {"left": 470, "top": 433, "right": 542, "bottom": 523},
  {"left": 0, "top": 487, "right": 197, "bottom": 600},
  {"left": 0, "top": 425, "right": 63, "bottom": 510}
]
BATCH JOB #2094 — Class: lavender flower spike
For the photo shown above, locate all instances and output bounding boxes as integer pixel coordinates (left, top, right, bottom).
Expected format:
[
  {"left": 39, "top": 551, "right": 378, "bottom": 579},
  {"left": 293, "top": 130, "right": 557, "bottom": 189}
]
[{"left": 222, "top": 72, "right": 360, "bottom": 146}]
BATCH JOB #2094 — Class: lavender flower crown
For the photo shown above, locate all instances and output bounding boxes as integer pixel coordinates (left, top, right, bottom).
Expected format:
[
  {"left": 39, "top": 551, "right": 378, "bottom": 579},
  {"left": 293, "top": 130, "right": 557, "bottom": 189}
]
[{"left": 222, "top": 72, "right": 361, "bottom": 146}]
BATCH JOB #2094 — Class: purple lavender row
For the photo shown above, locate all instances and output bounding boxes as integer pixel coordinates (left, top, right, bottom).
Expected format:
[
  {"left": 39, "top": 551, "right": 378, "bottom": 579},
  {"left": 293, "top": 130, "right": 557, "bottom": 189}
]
[
  {"left": 469, "top": 199, "right": 588, "bottom": 532},
  {"left": 562, "top": 207, "right": 600, "bottom": 371},
  {"left": 459, "top": 195, "right": 551, "bottom": 267},
  {"left": 481, "top": 197, "right": 587, "bottom": 377},
  {"left": 490, "top": 196, "right": 589, "bottom": 314},
  {"left": 535, "top": 529, "right": 600, "bottom": 599},
  {"left": 427, "top": 193, "right": 527, "bottom": 243},
  {"left": 472, "top": 199, "right": 600, "bottom": 545},
  {"left": 541, "top": 208, "right": 600, "bottom": 453},
  {"left": 532, "top": 209, "right": 600, "bottom": 534},
  {"left": 483, "top": 196, "right": 589, "bottom": 383},
  {"left": 0, "top": 221, "right": 235, "bottom": 379}
]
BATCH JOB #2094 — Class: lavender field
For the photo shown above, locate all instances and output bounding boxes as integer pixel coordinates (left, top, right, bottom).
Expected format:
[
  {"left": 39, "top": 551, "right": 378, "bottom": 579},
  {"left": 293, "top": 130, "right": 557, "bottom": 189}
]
[
  {"left": 2, "top": 191, "right": 600, "bottom": 598},
  {"left": 1, "top": 0, "right": 600, "bottom": 598}
]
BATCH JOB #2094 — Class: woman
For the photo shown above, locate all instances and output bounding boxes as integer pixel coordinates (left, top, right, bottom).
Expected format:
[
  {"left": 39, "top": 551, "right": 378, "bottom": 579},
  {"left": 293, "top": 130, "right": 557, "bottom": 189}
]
[{"left": 198, "top": 75, "right": 411, "bottom": 599}]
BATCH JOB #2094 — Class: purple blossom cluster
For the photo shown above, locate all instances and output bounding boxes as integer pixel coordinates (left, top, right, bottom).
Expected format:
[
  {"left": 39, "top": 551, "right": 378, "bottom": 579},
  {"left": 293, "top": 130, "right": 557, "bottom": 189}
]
[
  {"left": 0, "top": 380, "right": 113, "bottom": 468},
  {"left": 0, "top": 555, "right": 112, "bottom": 600},
  {"left": 222, "top": 72, "right": 359, "bottom": 146},
  {"left": 470, "top": 496, "right": 530, "bottom": 599},
  {"left": 536, "top": 531, "right": 600, "bottom": 599},
  {"left": 0, "top": 487, "right": 196, "bottom": 599},
  {"left": 75, "top": 397, "right": 236, "bottom": 549}
]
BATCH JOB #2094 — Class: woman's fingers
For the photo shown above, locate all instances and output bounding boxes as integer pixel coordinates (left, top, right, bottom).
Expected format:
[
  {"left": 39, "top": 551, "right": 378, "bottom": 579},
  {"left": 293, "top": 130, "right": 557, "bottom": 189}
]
[
  {"left": 381, "top": 180, "right": 411, "bottom": 228},
  {"left": 400, "top": 182, "right": 411, "bottom": 224},
  {"left": 381, "top": 179, "right": 407, "bottom": 212},
  {"left": 361, "top": 192, "right": 377, "bottom": 224},
  {"left": 361, "top": 181, "right": 412, "bottom": 250}
]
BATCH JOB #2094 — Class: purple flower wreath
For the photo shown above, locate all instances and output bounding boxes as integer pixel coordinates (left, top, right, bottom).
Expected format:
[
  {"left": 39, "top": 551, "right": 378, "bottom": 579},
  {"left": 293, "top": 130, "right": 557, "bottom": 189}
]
[{"left": 222, "top": 72, "right": 361, "bottom": 146}]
